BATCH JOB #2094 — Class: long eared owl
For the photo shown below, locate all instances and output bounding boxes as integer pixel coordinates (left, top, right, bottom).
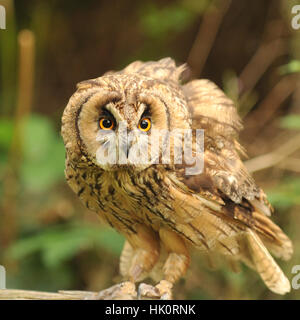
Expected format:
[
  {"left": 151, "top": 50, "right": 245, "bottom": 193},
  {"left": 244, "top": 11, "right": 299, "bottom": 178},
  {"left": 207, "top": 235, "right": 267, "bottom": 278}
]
[{"left": 61, "top": 57, "right": 293, "bottom": 297}]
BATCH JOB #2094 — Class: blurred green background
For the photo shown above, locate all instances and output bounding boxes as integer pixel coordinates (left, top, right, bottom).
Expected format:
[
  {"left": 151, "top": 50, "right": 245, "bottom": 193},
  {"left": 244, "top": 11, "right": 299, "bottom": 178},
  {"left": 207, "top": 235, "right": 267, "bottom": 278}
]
[{"left": 0, "top": 0, "right": 300, "bottom": 299}]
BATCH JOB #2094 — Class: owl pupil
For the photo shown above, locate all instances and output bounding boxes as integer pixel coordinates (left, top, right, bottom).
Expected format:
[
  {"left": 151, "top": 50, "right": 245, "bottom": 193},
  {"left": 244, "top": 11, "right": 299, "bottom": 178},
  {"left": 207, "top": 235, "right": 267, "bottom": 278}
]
[
  {"left": 103, "top": 119, "right": 112, "bottom": 128},
  {"left": 140, "top": 120, "right": 148, "bottom": 129}
]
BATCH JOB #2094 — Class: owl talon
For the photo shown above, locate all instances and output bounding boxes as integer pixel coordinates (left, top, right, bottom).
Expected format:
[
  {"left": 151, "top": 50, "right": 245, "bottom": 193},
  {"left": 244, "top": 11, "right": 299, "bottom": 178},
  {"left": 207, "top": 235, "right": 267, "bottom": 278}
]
[
  {"left": 138, "top": 283, "right": 160, "bottom": 300},
  {"left": 138, "top": 280, "right": 173, "bottom": 300},
  {"left": 156, "top": 280, "right": 173, "bottom": 300}
]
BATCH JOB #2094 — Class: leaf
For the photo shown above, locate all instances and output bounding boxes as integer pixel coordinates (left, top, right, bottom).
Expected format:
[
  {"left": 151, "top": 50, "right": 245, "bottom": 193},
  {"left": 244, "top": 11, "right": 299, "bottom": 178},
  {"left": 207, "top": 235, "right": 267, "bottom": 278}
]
[
  {"left": 0, "top": 117, "right": 14, "bottom": 149},
  {"left": 280, "top": 114, "right": 300, "bottom": 130},
  {"left": 6, "top": 256, "right": 73, "bottom": 291},
  {"left": 8, "top": 223, "right": 124, "bottom": 268},
  {"left": 140, "top": 3, "right": 196, "bottom": 39},
  {"left": 222, "top": 69, "right": 239, "bottom": 103},
  {"left": 278, "top": 60, "right": 300, "bottom": 75},
  {"left": 41, "top": 231, "right": 91, "bottom": 268},
  {"left": 22, "top": 114, "right": 56, "bottom": 160},
  {"left": 93, "top": 228, "right": 124, "bottom": 255},
  {"left": 19, "top": 114, "right": 65, "bottom": 192},
  {"left": 0, "top": 118, "right": 14, "bottom": 170},
  {"left": 267, "top": 178, "right": 300, "bottom": 209}
]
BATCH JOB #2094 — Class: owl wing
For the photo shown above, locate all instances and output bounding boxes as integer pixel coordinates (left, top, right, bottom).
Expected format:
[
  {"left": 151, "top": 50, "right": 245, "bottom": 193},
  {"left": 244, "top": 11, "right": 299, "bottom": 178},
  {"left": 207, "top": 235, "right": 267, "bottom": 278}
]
[
  {"left": 182, "top": 79, "right": 272, "bottom": 213},
  {"left": 179, "top": 79, "right": 293, "bottom": 260},
  {"left": 118, "top": 57, "right": 188, "bottom": 84}
]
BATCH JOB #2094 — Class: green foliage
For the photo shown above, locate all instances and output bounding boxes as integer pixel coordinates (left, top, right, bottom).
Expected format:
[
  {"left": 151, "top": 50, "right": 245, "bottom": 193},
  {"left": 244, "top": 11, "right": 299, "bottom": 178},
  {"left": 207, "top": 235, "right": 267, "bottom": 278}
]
[
  {"left": 139, "top": 2, "right": 197, "bottom": 39},
  {"left": 183, "top": 0, "right": 211, "bottom": 14},
  {"left": 188, "top": 288, "right": 213, "bottom": 300},
  {"left": 0, "top": 118, "right": 14, "bottom": 167},
  {"left": 280, "top": 114, "right": 300, "bottom": 130},
  {"left": 267, "top": 178, "right": 300, "bottom": 209},
  {"left": 222, "top": 69, "right": 239, "bottom": 103},
  {"left": 271, "top": 116, "right": 300, "bottom": 210},
  {"left": 0, "top": 118, "right": 14, "bottom": 149},
  {"left": 20, "top": 114, "right": 65, "bottom": 192},
  {"left": 279, "top": 60, "right": 300, "bottom": 75},
  {"left": 6, "top": 255, "right": 74, "bottom": 291},
  {"left": 8, "top": 223, "right": 124, "bottom": 268}
]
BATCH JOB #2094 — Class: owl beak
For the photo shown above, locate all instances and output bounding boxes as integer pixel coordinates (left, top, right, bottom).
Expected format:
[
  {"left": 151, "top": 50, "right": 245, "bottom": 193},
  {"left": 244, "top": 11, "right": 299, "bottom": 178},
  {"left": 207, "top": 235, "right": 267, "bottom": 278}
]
[
  {"left": 119, "top": 139, "right": 133, "bottom": 162},
  {"left": 118, "top": 129, "right": 141, "bottom": 165},
  {"left": 125, "top": 142, "right": 130, "bottom": 158},
  {"left": 127, "top": 140, "right": 134, "bottom": 158}
]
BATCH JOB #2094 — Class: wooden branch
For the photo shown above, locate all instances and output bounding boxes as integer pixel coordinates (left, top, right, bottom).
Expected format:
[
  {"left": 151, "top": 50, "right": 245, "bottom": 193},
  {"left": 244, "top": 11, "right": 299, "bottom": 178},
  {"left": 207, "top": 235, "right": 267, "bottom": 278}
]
[
  {"left": 0, "top": 289, "right": 88, "bottom": 300},
  {"left": 276, "top": 157, "right": 300, "bottom": 173},
  {"left": 244, "top": 132, "right": 300, "bottom": 173},
  {"left": 0, "top": 283, "right": 135, "bottom": 300},
  {"left": 238, "top": 39, "right": 286, "bottom": 96},
  {"left": 242, "top": 75, "right": 298, "bottom": 135},
  {"left": 187, "top": 0, "right": 231, "bottom": 78},
  {"left": 0, "top": 281, "right": 172, "bottom": 300}
]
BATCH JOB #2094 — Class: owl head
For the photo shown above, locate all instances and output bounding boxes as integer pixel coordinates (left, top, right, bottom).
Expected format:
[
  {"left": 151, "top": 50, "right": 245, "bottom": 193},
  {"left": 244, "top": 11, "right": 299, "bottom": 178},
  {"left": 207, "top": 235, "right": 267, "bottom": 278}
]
[{"left": 61, "top": 69, "right": 194, "bottom": 173}]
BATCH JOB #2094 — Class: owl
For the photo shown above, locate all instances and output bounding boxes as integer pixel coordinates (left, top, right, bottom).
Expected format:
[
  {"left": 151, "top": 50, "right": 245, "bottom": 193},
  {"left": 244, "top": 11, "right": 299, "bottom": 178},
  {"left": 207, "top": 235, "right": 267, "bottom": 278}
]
[{"left": 61, "top": 57, "right": 293, "bottom": 298}]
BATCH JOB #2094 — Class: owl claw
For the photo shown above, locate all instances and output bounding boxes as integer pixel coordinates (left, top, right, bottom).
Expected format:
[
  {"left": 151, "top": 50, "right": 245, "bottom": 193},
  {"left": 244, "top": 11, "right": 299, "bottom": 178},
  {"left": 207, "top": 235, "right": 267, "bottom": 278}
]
[
  {"left": 83, "top": 280, "right": 173, "bottom": 300},
  {"left": 137, "top": 280, "right": 173, "bottom": 300},
  {"left": 137, "top": 283, "right": 160, "bottom": 300}
]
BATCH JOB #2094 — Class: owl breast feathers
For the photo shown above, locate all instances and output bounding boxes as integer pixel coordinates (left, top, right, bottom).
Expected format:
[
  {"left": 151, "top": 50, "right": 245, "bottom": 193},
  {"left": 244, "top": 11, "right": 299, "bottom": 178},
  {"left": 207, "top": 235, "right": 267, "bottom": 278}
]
[{"left": 61, "top": 57, "right": 293, "bottom": 295}]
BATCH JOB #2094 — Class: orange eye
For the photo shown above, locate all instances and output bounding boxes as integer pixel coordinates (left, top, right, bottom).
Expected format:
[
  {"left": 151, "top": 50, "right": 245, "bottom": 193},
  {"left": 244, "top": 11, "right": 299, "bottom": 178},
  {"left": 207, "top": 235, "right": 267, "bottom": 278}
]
[
  {"left": 99, "top": 117, "right": 115, "bottom": 130},
  {"left": 138, "top": 118, "right": 151, "bottom": 132}
]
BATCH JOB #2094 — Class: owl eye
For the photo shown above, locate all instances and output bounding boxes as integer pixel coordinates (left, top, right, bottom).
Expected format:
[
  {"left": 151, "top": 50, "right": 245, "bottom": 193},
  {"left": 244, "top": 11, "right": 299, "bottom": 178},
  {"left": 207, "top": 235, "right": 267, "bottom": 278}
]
[
  {"left": 99, "top": 117, "right": 115, "bottom": 130},
  {"left": 138, "top": 118, "right": 151, "bottom": 132}
]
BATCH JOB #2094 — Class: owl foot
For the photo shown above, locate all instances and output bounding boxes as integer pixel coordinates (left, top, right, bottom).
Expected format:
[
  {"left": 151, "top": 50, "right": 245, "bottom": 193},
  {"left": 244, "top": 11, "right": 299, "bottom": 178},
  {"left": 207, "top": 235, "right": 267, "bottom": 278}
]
[
  {"left": 137, "top": 280, "right": 173, "bottom": 300},
  {"left": 84, "top": 281, "right": 137, "bottom": 300}
]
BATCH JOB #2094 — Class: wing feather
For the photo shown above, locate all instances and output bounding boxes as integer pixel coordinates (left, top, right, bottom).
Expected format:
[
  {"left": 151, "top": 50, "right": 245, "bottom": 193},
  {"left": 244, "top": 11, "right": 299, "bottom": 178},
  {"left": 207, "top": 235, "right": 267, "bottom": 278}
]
[
  {"left": 176, "top": 75, "right": 292, "bottom": 258},
  {"left": 119, "top": 57, "right": 188, "bottom": 84},
  {"left": 182, "top": 78, "right": 272, "bottom": 211}
]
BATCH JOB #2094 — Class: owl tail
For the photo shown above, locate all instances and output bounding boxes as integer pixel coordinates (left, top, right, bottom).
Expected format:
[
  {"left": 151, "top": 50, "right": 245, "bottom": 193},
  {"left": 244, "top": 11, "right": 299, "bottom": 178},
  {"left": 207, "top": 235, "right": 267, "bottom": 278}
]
[
  {"left": 246, "top": 229, "right": 291, "bottom": 295},
  {"left": 252, "top": 211, "right": 293, "bottom": 261}
]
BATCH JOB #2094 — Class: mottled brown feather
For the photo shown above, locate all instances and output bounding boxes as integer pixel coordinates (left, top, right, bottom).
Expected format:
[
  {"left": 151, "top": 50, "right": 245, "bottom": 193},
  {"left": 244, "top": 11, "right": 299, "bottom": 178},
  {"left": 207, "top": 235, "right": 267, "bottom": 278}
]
[{"left": 61, "top": 57, "right": 293, "bottom": 295}]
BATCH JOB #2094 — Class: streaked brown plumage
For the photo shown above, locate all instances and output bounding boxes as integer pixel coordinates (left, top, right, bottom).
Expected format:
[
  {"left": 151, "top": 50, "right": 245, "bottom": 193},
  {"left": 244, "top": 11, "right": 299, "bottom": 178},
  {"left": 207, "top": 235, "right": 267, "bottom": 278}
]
[{"left": 61, "top": 57, "right": 293, "bottom": 296}]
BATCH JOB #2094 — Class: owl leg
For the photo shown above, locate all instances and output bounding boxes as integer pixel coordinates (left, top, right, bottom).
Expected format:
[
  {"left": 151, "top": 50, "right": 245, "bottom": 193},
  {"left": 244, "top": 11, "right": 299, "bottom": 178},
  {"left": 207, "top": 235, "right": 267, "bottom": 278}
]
[
  {"left": 85, "top": 226, "right": 160, "bottom": 300},
  {"left": 138, "top": 227, "right": 190, "bottom": 300},
  {"left": 84, "top": 226, "right": 159, "bottom": 300},
  {"left": 119, "top": 240, "right": 134, "bottom": 279},
  {"left": 159, "top": 227, "right": 190, "bottom": 283},
  {"left": 122, "top": 225, "right": 160, "bottom": 282}
]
